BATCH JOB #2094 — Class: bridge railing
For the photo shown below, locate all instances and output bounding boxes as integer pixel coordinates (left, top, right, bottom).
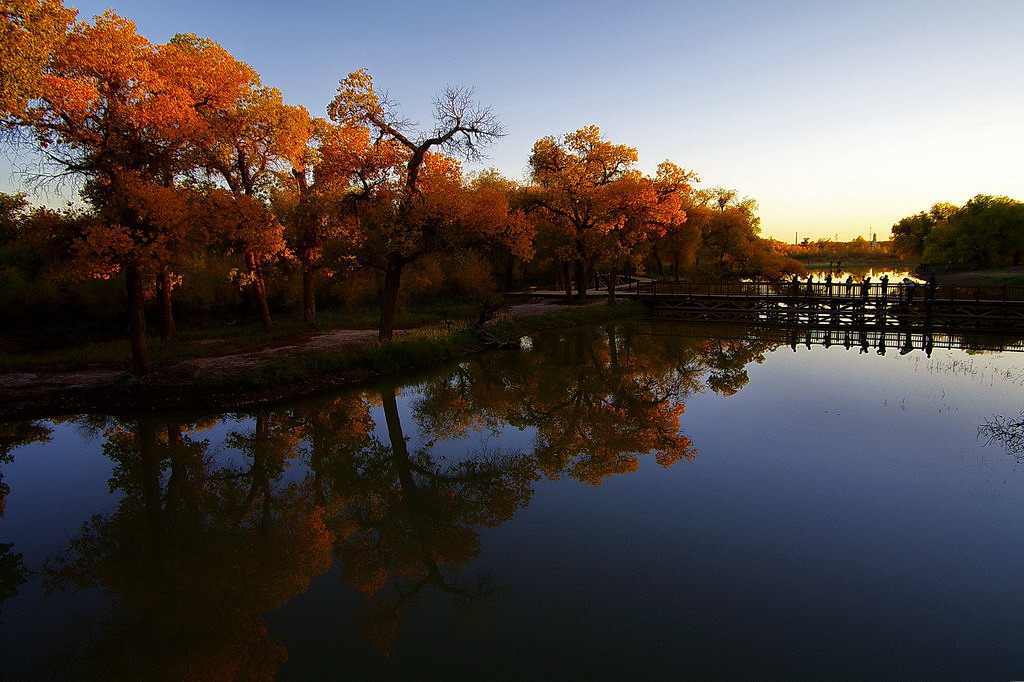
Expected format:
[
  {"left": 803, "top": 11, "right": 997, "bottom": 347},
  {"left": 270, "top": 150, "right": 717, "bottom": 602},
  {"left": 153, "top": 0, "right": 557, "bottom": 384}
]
[{"left": 637, "top": 280, "right": 1024, "bottom": 303}]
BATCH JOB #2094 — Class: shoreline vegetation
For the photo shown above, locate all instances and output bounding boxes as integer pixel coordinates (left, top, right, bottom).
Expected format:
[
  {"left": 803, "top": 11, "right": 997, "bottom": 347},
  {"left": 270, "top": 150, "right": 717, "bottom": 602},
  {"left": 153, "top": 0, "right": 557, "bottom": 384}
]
[
  {"left": 0, "top": 299, "right": 644, "bottom": 419},
  {"left": 4, "top": 263, "right": 1022, "bottom": 420}
]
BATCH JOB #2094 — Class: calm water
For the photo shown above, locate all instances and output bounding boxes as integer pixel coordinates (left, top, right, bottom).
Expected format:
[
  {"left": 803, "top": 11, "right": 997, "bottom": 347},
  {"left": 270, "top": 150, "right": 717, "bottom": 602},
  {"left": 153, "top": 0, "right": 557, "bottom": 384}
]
[{"left": 2, "top": 321, "right": 1023, "bottom": 680}]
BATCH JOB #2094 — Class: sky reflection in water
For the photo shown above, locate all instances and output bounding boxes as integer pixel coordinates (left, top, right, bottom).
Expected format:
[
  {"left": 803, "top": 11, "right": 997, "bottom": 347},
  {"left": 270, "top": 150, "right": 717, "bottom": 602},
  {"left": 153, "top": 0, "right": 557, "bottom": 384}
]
[{"left": 1, "top": 321, "right": 1023, "bottom": 679}]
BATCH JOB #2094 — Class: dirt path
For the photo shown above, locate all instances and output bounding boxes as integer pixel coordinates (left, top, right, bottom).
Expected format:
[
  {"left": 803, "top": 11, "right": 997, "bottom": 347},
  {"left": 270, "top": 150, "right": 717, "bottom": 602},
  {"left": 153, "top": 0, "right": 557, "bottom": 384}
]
[{"left": 0, "top": 300, "right": 581, "bottom": 417}]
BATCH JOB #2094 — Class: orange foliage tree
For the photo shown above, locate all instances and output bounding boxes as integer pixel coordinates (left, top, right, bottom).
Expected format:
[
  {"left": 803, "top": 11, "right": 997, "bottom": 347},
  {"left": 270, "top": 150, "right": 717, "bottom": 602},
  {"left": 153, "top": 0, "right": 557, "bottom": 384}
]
[
  {"left": 194, "top": 69, "right": 310, "bottom": 327},
  {"left": 273, "top": 119, "right": 394, "bottom": 326},
  {"left": 328, "top": 70, "right": 529, "bottom": 341},
  {"left": 526, "top": 126, "right": 689, "bottom": 301},
  {"left": 8, "top": 10, "right": 259, "bottom": 369}
]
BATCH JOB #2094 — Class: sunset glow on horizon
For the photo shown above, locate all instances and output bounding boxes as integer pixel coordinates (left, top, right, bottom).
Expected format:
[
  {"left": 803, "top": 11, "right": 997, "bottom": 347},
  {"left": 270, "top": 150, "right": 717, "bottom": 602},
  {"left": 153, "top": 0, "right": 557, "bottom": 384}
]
[{"left": 2, "top": 0, "right": 1021, "bottom": 241}]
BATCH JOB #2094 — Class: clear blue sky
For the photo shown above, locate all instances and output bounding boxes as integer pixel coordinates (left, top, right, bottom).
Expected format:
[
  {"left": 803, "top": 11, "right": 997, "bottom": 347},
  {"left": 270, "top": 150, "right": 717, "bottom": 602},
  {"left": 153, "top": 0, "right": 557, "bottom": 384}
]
[{"left": 4, "top": 0, "right": 1023, "bottom": 241}]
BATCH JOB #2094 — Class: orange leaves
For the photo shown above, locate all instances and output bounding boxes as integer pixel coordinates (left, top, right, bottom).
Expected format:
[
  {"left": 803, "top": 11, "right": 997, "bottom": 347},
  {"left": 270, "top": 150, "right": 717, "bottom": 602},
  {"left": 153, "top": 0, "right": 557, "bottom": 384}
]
[
  {"left": 21, "top": 8, "right": 263, "bottom": 185},
  {"left": 0, "top": 0, "right": 75, "bottom": 115},
  {"left": 195, "top": 188, "right": 290, "bottom": 263},
  {"left": 70, "top": 172, "right": 193, "bottom": 278},
  {"left": 312, "top": 121, "right": 404, "bottom": 191},
  {"left": 161, "top": 33, "right": 259, "bottom": 115},
  {"left": 327, "top": 69, "right": 385, "bottom": 129}
]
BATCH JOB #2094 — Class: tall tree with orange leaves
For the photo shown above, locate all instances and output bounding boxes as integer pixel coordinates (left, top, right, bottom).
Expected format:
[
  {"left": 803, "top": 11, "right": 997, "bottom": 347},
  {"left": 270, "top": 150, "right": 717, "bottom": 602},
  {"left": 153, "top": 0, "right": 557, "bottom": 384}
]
[
  {"left": 527, "top": 126, "right": 686, "bottom": 302},
  {"left": 274, "top": 119, "right": 396, "bottom": 326},
  {"left": 8, "top": 10, "right": 259, "bottom": 370},
  {"left": 328, "top": 70, "right": 525, "bottom": 341},
  {"left": 194, "top": 67, "right": 310, "bottom": 328}
]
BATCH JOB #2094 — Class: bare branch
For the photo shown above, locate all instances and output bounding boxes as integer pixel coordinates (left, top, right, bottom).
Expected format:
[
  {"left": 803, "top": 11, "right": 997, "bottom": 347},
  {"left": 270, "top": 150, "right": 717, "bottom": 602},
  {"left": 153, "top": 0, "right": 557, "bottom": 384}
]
[
  {"left": 429, "top": 85, "right": 504, "bottom": 162},
  {"left": 980, "top": 411, "right": 1024, "bottom": 461}
]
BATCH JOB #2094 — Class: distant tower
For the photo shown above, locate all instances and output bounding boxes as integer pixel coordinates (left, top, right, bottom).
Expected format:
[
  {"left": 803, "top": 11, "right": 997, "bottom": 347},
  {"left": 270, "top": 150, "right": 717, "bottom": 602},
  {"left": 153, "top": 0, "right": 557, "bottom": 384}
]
[{"left": 871, "top": 233, "right": 877, "bottom": 249}]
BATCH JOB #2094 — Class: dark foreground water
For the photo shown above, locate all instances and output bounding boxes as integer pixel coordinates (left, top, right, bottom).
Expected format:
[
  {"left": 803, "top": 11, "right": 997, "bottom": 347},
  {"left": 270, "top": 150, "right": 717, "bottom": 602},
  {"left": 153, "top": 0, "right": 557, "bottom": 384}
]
[{"left": 2, "top": 321, "right": 1023, "bottom": 680}]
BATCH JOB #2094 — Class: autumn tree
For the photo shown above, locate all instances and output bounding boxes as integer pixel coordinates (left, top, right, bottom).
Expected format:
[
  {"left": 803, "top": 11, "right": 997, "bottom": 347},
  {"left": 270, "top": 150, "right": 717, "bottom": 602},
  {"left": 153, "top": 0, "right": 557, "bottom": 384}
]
[
  {"left": 7, "top": 11, "right": 259, "bottom": 369},
  {"left": 468, "top": 168, "right": 535, "bottom": 293},
  {"left": 194, "top": 67, "right": 310, "bottom": 327},
  {"left": 274, "top": 119, "right": 390, "bottom": 326},
  {"left": 602, "top": 160, "right": 693, "bottom": 304},
  {"left": 526, "top": 126, "right": 684, "bottom": 301},
  {"left": 328, "top": 69, "right": 521, "bottom": 341},
  {"left": 646, "top": 163, "right": 703, "bottom": 279}
]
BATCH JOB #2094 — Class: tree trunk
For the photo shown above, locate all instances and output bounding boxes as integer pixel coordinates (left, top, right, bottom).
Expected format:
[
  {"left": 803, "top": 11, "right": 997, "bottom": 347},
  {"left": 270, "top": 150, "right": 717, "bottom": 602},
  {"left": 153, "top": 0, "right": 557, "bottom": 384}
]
[
  {"left": 302, "top": 262, "right": 317, "bottom": 327},
  {"left": 650, "top": 244, "right": 664, "bottom": 278},
  {"left": 379, "top": 252, "right": 403, "bottom": 342},
  {"left": 155, "top": 267, "right": 176, "bottom": 340},
  {"left": 503, "top": 254, "right": 515, "bottom": 292},
  {"left": 673, "top": 250, "right": 681, "bottom": 281},
  {"left": 382, "top": 388, "right": 419, "bottom": 501},
  {"left": 606, "top": 323, "right": 619, "bottom": 365},
  {"left": 561, "top": 261, "right": 572, "bottom": 301},
  {"left": 135, "top": 420, "right": 162, "bottom": 541},
  {"left": 574, "top": 260, "right": 588, "bottom": 302},
  {"left": 245, "top": 251, "right": 273, "bottom": 328},
  {"left": 125, "top": 262, "right": 150, "bottom": 373}
]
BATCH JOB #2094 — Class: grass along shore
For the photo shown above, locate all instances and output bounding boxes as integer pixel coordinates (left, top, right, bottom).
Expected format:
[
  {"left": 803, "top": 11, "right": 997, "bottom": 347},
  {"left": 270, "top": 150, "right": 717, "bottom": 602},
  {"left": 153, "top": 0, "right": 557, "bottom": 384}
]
[{"left": 0, "top": 300, "right": 645, "bottom": 418}]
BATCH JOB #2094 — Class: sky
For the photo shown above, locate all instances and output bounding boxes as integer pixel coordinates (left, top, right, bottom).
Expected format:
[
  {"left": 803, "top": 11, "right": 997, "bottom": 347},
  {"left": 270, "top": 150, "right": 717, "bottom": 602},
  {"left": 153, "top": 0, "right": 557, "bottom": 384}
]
[{"left": 3, "top": 0, "right": 1023, "bottom": 241}]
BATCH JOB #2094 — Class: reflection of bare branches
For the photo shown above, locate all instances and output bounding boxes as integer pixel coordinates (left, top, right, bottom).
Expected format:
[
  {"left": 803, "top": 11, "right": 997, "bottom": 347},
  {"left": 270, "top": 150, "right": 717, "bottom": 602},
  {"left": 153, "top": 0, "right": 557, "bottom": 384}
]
[{"left": 979, "top": 411, "right": 1024, "bottom": 461}]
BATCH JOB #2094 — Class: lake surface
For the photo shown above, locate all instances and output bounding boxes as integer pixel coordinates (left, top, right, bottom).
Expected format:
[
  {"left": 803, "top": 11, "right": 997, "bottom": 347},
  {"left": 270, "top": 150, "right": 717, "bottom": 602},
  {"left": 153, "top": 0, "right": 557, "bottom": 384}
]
[{"left": 2, "top": 320, "right": 1023, "bottom": 680}]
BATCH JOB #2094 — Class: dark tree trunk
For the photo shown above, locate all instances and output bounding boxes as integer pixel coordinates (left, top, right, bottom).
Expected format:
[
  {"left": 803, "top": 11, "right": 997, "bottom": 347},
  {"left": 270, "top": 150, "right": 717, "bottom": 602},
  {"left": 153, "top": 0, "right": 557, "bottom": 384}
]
[
  {"left": 651, "top": 244, "right": 665, "bottom": 278},
  {"left": 673, "top": 250, "right": 681, "bottom": 281},
  {"left": 125, "top": 262, "right": 150, "bottom": 373},
  {"left": 302, "top": 262, "right": 317, "bottom": 327},
  {"left": 574, "top": 260, "right": 588, "bottom": 302},
  {"left": 503, "top": 254, "right": 515, "bottom": 292},
  {"left": 245, "top": 251, "right": 273, "bottom": 328},
  {"left": 155, "top": 267, "right": 176, "bottom": 340},
  {"left": 382, "top": 389, "right": 418, "bottom": 501},
  {"left": 136, "top": 420, "right": 162, "bottom": 541},
  {"left": 379, "top": 252, "right": 404, "bottom": 342},
  {"left": 561, "top": 261, "right": 572, "bottom": 301},
  {"left": 607, "top": 323, "right": 619, "bottom": 365}
]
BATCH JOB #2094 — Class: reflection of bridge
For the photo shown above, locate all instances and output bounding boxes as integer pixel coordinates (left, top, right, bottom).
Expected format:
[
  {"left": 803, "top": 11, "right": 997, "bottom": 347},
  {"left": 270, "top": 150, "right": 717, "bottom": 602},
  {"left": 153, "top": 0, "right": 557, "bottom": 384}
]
[
  {"left": 636, "top": 319, "right": 1024, "bottom": 355},
  {"left": 623, "top": 280, "right": 1024, "bottom": 328}
]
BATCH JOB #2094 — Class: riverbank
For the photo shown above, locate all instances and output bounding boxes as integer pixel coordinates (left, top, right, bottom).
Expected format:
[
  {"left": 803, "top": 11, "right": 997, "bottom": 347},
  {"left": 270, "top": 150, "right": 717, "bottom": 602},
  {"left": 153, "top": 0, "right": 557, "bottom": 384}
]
[
  {"left": 929, "top": 265, "right": 1024, "bottom": 286},
  {"left": 0, "top": 299, "right": 642, "bottom": 419}
]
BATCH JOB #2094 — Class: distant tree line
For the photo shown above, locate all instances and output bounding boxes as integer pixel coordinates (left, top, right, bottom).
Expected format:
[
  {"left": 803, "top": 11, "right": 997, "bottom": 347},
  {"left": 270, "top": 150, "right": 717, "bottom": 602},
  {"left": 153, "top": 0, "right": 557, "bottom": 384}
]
[
  {"left": 891, "top": 195, "right": 1024, "bottom": 268},
  {"left": 0, "top": 0, "right": 803, "bottom": 371},
  {"left": 779, "top": 236, "right": 895, "bottom": 264}
]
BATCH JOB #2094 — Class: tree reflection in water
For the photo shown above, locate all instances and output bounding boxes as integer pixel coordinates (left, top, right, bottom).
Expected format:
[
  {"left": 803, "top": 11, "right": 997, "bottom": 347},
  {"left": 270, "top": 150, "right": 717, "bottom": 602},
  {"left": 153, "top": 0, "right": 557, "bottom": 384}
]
[
  {"left": 980, "top": 410, "right": 1024, "bottom": 461},
  {"left": 23, "top": 323, "right": 777, "bottom": 674},
  {"left": 0, "top": 421, "right": 48, "bottom": 614}
]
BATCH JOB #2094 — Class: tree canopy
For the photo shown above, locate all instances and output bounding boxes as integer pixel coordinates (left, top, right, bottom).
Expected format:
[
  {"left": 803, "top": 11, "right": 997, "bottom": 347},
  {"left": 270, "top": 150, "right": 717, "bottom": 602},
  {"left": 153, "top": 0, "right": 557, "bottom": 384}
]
[{"left": 891, "top": 195, "right": 1024, "bottom": 268}]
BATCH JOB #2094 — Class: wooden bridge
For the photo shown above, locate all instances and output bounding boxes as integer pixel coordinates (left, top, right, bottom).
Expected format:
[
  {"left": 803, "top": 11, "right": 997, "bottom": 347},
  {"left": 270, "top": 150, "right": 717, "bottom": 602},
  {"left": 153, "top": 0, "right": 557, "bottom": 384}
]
[
  {"left": 619, "top": 279, "right": 1024, "bottom": 328},
  {"left": 635, "top": 319, "right": 1024, "bottom": 355}
]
